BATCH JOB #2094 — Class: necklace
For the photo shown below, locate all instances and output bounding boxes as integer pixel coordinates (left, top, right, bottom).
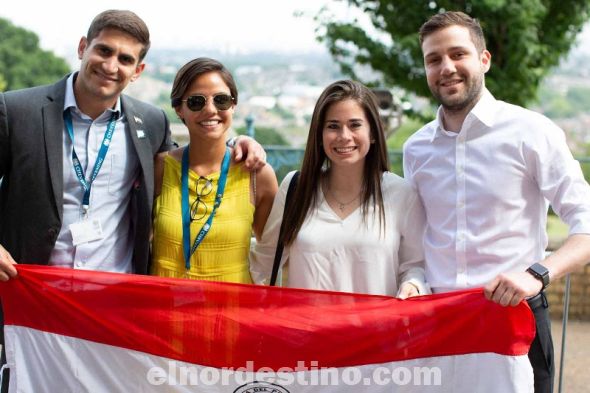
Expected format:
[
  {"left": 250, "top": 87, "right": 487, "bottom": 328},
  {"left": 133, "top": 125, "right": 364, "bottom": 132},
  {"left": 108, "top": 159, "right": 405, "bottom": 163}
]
[{"left": 325, "top": 183, "right": 361, "bottom": 212}]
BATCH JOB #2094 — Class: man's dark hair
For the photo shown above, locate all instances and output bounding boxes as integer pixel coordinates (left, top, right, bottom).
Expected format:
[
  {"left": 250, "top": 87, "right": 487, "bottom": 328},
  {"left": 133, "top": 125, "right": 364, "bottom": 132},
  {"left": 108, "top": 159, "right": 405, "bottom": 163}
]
[
  {"left": 419, "top": 11, "right": 486, "bottom": 53},
  {"left": 86, "top": 10, "right": 151, "bottom": 62}
]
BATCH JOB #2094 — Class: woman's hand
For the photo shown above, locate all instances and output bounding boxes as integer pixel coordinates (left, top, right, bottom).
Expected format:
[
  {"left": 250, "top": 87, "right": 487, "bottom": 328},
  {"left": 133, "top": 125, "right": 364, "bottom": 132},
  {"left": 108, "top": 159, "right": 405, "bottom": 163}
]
[{"left": 397, "top": 281, "right": 420, "bottom": 299}]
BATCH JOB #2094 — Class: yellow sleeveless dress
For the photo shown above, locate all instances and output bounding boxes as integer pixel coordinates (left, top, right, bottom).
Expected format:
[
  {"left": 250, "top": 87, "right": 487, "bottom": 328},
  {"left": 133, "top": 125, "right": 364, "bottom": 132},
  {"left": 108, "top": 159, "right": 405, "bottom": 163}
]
[{"left": 151, "top": 155, "right": 254, "bottom": 283}]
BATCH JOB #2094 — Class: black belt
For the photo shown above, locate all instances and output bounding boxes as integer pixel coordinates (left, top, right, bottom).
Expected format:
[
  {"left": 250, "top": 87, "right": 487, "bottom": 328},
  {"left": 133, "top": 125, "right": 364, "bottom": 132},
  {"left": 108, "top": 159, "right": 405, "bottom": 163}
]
[{"left": 527, "top": 291, "right": 548, "bottom": 310}]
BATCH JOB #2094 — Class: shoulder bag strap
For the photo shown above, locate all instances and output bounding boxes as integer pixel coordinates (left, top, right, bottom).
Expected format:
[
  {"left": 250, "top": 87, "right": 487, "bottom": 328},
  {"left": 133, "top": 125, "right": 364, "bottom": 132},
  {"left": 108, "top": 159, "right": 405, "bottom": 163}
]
[{"left": 270, "top": 171, "right": 300, "bottom": 286}]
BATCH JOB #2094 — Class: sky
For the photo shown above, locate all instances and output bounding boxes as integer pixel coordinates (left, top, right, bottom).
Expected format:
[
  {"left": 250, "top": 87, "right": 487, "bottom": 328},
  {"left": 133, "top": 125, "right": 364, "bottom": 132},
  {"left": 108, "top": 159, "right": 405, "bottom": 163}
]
[
  {"left": 2, "top": 1, "right": 590, "bottom": 60},
  {"left": 0, "top": 0, "right": 339, "bottom": 58}
]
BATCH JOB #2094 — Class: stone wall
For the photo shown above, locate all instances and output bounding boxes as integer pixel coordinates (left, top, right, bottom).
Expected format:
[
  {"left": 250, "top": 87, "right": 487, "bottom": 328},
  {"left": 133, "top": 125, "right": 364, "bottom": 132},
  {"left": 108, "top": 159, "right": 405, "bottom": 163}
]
[{"left": 546, "top": 264, "right": 590, "bottom": 320}]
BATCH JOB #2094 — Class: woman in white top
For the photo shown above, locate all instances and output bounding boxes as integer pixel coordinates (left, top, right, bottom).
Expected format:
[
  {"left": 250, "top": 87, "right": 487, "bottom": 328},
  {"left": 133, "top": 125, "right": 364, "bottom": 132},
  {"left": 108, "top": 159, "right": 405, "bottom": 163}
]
[{"left": 250, "top": 80, "right": 428, "bottom": 297}]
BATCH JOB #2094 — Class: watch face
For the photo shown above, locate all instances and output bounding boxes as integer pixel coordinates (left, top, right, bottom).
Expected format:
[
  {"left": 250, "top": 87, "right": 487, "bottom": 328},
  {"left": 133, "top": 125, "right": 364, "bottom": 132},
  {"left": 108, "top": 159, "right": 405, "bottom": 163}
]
[{"left": 528, "top": 263, "right": 549, "bottom": 288}]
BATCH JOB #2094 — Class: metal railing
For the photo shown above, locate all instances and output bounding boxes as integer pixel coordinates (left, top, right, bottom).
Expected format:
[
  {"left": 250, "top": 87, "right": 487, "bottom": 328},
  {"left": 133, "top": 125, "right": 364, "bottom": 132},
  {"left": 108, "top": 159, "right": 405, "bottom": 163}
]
[{"left": 266, "top": 147, "right": 590, "bottom": 181}]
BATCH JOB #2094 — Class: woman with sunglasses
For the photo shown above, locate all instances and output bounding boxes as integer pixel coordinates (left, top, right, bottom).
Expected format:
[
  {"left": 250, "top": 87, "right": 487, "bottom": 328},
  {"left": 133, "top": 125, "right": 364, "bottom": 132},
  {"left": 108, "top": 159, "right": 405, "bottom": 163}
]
[
  {"left": 250, "top": 80, "right": 428, "bottom": 297},
  {"left": 151, "top": 57, "right": 278, "bottom": 283}
]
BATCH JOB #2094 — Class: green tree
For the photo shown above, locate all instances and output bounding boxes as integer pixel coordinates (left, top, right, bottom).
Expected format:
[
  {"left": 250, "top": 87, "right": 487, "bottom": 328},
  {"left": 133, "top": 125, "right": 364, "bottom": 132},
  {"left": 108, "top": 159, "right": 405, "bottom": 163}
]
[
  {"left": 566, "top": 86, "right": 590, "bottom": 112},
  {"left": 0, "top": 18, "right": 70, "bottom": 91},
  {"left": 235, "top": 126, "right": 289, "bottom": 146},
  {"left": 316, "top": 0, "right": 590, "bottom": 109},
  {"left": 155, "top": 91, "right": 182, "bottom": 124}
]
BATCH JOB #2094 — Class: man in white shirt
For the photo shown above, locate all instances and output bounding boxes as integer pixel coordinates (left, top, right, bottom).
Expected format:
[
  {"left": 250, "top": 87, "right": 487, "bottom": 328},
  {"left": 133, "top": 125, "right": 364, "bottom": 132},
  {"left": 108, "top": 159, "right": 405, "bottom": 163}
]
[{"left": 403, "top": 11, "right": 590, "bottom": 393}]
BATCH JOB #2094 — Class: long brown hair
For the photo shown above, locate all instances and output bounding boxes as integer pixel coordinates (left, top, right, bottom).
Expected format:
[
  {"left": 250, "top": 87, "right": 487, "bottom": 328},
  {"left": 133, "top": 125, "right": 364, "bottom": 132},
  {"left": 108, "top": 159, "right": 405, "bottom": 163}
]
[{"left": 281, "top": 80, "right": 390, "bottom": 245}]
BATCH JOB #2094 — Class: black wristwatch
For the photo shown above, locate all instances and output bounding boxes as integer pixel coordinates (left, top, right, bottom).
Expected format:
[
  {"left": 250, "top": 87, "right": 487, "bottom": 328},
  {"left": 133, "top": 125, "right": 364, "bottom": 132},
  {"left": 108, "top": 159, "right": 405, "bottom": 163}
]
[{"left": 526, "top": 263, "right": 550, "bottom": 290}]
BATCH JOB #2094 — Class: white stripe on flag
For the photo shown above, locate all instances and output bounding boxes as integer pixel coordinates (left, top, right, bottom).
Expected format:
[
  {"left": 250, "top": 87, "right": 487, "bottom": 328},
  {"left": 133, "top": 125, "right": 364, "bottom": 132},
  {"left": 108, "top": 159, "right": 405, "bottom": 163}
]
[{"left": 5, "top": 326, "right": 533, "bottom": 393}]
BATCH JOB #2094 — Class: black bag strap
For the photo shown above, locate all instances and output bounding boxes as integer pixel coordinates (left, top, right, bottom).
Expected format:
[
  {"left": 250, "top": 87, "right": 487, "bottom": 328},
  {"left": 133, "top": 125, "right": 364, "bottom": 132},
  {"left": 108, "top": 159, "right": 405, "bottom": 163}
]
[{"left": 270, "top": 171, "right": 300, "bottom": 286}]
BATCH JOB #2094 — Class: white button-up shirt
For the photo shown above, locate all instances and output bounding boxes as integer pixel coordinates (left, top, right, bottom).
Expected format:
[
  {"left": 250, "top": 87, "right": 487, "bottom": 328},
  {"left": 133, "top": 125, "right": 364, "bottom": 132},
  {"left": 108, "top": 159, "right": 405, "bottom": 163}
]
[
  {"left": 403, "top": 90, "right": 590, "bottom": 292},
  {"left": 48, "top": 73, "right": 139, "bottom": 273}
]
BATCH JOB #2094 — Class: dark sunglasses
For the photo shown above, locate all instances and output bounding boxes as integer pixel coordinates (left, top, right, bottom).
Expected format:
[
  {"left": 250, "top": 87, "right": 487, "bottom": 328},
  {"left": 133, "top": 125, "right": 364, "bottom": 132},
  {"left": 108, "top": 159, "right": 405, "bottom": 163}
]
[
  {"left": 182, "top": 94, "right": 234, "bottom": 112},
  {"left": 190, "top": 176, "right": 214, "bottom": 222}
]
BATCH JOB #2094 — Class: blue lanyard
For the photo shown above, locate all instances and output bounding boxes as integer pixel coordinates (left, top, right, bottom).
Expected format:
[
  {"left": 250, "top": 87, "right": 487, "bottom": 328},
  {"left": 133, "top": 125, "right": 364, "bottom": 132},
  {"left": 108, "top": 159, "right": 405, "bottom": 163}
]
[
  {"left": 63, "top": 109, "right": 117, "bottom": 216},
  {"left": 181, "top": 146, "right": 231, "bottom": 270}
]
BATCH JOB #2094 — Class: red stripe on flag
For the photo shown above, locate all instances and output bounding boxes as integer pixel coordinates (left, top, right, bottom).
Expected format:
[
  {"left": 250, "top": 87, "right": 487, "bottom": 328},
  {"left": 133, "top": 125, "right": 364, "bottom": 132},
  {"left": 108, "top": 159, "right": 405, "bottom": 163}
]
[{"left": 0, "top": 265, "right": 535, "bottom": 370}]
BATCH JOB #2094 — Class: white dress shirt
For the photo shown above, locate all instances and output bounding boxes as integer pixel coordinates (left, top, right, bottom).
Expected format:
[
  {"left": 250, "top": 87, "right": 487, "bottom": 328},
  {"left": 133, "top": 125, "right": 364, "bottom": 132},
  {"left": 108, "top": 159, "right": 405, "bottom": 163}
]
[
  {"left": 48, "top": 73, "right": 139, "bottom": 272},
  {"left": 403, "top": 89, "right": 590, "bottom": 292},
  {"left": 250, "top": 171, "right": 428, "bottom": 296}
]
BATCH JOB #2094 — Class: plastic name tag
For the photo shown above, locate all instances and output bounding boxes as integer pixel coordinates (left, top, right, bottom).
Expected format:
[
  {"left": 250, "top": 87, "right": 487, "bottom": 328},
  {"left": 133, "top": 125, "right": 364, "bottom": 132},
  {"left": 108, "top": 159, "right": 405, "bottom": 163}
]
[{"left": 69, "top": 219, "right": 104, "bottom": 246}]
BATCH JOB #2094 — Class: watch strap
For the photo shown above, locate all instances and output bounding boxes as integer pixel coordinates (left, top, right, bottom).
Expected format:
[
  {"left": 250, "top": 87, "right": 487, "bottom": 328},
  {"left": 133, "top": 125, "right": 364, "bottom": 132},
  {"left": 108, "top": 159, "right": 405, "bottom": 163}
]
[{"left": 526, "top": 263, "right": 550, "bottom": 290}]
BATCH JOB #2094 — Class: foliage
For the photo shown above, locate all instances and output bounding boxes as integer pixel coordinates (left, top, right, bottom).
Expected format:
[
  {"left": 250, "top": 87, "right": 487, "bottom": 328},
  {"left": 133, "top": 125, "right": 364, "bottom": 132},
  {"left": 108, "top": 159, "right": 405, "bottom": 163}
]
[
  {"left": 154, "top": 91, "right": 182, "bottom": 124},
  {"left": 546, "top": 215, "right": 568, "bottom": 244},
  {"left": 386, "top": 117, "right": 423, "bottom": 150},
  {"left": 0, "top": 18, "right": 70, "bottom": 92},
  {"left": 385, "top": 118, "right": 424, "bottom": 175},
  {"left": 566, "top": 87, "right": 590, "bottom": 111},
  {"left": 238, "top": 126, "right": 292, "bottom": 181},
  {"left": 538, "top": 84, "right": 590, "bottom": 118},
  {"left": 315, "top": 0, "right": 590, "bottom": 110},
  {"left": 235, "top": 125, "right": 289, "bottom": 146},
  {"left": 270, "top": 104, "right": 296, "bottom": 121}
]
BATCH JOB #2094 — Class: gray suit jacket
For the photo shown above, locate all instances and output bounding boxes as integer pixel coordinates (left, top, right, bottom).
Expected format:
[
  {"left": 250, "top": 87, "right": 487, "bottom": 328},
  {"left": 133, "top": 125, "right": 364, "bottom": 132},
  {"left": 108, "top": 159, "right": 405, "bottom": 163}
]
[{"left": 0, "top": 75, "right": 174, "bottom": 274}]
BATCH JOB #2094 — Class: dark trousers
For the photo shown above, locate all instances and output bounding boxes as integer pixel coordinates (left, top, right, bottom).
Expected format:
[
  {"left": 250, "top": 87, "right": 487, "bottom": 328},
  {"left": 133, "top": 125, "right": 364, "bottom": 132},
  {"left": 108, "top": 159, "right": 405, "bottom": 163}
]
[
  {"left": 527, "top": 292, "right": 554, "bottom": 393},
  {"left": 0, "top": 346, "right": 6, "bottom": 393},
  {"left": 0, "top": 304, "right": 7, "bottom": 393}
]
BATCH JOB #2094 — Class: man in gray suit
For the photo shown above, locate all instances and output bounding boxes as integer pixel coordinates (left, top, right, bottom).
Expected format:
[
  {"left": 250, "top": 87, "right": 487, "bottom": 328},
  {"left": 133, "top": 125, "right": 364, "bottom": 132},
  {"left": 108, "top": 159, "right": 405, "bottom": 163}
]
[{"left": 0, "top": 10, "right": 263, "bottom": 278}]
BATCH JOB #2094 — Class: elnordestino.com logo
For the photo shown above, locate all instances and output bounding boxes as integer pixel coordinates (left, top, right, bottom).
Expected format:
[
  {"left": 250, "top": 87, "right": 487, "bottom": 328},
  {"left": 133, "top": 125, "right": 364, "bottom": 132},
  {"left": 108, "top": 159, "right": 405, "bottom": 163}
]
[{"left": 146, "top": 360, "right": 442, "bottom": 387}]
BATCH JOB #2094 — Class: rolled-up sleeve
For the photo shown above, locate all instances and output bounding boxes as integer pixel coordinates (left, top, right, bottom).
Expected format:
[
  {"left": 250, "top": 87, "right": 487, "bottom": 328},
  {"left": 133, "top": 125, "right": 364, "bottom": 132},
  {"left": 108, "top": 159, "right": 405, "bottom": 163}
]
[{"left": 525, "top": 121, "right": 590, "bottom": 235}]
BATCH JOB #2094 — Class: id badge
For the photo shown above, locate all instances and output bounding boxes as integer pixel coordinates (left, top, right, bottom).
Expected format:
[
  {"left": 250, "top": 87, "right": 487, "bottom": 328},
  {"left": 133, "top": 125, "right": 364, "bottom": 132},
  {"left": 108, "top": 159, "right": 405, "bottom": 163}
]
[{"left": 69, "top": 219, "right": 104, "bottom": 246}]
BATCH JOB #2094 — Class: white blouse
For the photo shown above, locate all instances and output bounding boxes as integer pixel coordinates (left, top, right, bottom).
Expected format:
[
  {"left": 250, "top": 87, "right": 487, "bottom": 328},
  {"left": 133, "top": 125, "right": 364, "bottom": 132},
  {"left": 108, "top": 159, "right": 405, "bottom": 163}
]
[{"left": 250, "top": 171, "right": 429, "bottom": 296}]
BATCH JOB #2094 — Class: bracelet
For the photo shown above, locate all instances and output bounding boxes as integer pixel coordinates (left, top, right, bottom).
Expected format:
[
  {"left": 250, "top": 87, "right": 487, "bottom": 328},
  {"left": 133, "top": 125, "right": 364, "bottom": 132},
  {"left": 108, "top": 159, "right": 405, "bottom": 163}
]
[
  {"left": 404, "top": 281, "right": 421, "bottom": 294},
  {"left": 226, "top": 136, "right": 238, "bottom": 148}
]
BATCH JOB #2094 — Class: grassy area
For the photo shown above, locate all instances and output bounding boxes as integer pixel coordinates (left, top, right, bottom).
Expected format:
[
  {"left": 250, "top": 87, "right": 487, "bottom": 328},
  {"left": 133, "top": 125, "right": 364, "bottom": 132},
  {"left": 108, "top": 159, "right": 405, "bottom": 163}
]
[
  {"left": 547, "top": 215, "right": 569, "bottom": 250},
  {"left": 387, "top": 118, "right": 424, "bottom": 150}
]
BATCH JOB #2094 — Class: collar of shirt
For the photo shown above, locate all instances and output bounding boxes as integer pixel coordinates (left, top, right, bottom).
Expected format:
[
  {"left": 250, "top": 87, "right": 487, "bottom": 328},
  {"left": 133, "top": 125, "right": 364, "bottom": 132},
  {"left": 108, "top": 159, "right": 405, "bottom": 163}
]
[
  {"left": 430, "top": 88, "right": 498, "bottom": 142},
  {"left": 64, "top": 73, "right": 122, "bottom": 120}
]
